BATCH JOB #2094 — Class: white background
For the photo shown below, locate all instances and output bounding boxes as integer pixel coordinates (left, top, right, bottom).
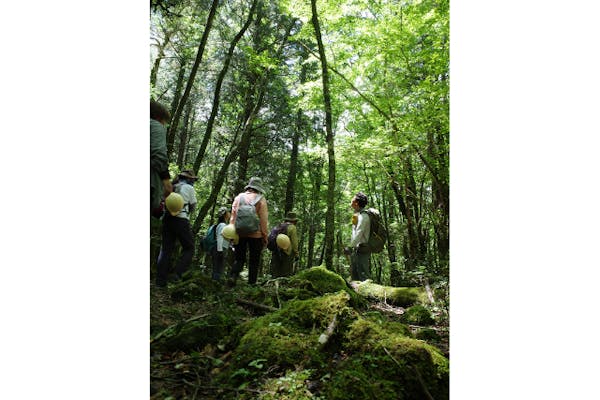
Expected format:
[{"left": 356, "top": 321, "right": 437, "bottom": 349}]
[{"left": 1, "top": 0, "right": 599, "bottom": 398}]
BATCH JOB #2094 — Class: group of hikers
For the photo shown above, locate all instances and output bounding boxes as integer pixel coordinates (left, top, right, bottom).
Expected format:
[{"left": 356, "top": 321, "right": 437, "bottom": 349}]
[{"left": 151, "top": 100, "right": 375, "bottom": 288}]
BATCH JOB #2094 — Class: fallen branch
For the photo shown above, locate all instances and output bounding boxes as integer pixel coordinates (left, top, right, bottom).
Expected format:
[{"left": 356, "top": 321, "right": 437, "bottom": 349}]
[
  {"left": 424, "top": 278, "right": 435, "bottom": 304},
  {"left": 318, "top": 314, "right": 338, "bottom": 345},
  {"left": 151, "top": 313, "right": 209, "bottom": 343},
  {"left": 235, "top": 298, "right": 278, "bottom": 312}
]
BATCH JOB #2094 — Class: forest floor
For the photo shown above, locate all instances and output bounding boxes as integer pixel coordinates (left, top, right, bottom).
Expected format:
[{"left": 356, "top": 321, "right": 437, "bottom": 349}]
[{"left": 150, "top": 267, "right": 449, "bottom": 400}]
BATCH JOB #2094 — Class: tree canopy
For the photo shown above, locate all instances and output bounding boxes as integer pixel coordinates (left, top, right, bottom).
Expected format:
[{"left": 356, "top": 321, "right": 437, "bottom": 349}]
[{"left": 150, "top": 0, "right": 448, "bottom": 286}]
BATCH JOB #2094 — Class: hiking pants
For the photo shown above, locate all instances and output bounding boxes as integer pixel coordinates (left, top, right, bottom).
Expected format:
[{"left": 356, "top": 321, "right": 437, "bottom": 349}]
[
  {"left": 350, "top": 249, "right": 371, "bottom": 281},
  {"left": 231, "top": 237, "right": 263, "bottom": 284},
  {"left": 211, "top": 248, "right": 224, "bottom": 281},
  {"left": 270, "top": 250, "right": 294, "bottom": 278},
  {"left": 156, "top": 215, "right": 195, "bottom": 285}
]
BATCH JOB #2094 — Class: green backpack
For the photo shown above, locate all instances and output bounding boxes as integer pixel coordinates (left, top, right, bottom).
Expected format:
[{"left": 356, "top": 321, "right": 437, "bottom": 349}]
[
  {"left": 235, "top": 194, "right": 262, "bottom": 235},
  {"left": 363, "top": 208, "right": 386, "bottom": 253}
]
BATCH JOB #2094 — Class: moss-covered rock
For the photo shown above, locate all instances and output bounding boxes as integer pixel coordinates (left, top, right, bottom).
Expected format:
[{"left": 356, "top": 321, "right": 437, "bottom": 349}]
[
  {"left": 401, "top": 304, "right": 435, "bottom": 326},
  {"left": 415, "top": 327, "right": 441, "bottom": 342},
  {"left": 222, "top": 291, "right": 355, "bottom": 386},
  {"left": 352, "top": 280, "right": 427, "bottom": 307},
  {"left": 290, "top": 266, "right": 348, "bottom": 294},
  {"left": 286, "top": 266, "right": 365, "bottom": 307},
  {"left": 322, "top": 316, "right": 449, "bottom": 400}
]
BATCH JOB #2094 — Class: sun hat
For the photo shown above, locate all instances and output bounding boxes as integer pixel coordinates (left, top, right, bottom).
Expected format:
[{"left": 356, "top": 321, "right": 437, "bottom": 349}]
[
  {"left": 284, "top": 212, "right": 298, "bottom": 223},
  {"left": 179, "top": 170, "right": 198, "bottom": 180},
  {"left": 244, "top": 177, "right": 266, "bottom": 194}
]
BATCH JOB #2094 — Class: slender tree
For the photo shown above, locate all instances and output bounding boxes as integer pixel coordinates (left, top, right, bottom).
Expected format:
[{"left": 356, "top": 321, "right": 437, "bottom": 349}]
[{"left": 310, "top": 0, "right": 336, "bottom": 271}]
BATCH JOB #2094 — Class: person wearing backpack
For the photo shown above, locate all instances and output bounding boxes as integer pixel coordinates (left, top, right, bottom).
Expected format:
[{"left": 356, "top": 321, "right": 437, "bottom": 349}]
[
  {"left": 227, "top": 177, "right": 269, "bottom": 285},
  {"left": 344, "top": 192, "right": 371, "bottom": 281},
  {"left": 150, "top": 100, "right": 173, "bottom": 217},
  {"left": 155, "top": 170, "right": 198, "bottom": 287},
  {"left": 211, "top": 207, "right": 232, "bottom": 281},
  {"left": 268, "top": 212, "right": 299, "bottom": 278}
]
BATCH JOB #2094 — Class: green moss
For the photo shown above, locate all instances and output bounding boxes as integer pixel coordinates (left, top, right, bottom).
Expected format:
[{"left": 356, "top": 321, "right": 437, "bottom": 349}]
[
  {"left": 325, "top": 316, "right": 449, "bottom": 400},
  {"left": 401, "top": 305, "right": 435, "bottom": 325},
  {"left": 157, "top": 311, "right": 233, "bottom": 351},
  {"left": 324, "top": 357, "right": 401, "bottom": 400},
  {"left": 223, "top": 292, "right": 355, "bottom": 385},
  {"left": 168, "top": 270, "right": 220, "bottom": 301},
  {"left": 353, "top": 280, "right": 427, "bottom": 306},
  {"left": 287, "top": 266, "right": 365, "bottom": 307},
  {"left": 415, "top": 327, "right": 441, "bottom": 341},
  {"left": 249, "top": 369, "right": 318, "bottom": 400},
  {"left": 291, "top": 266, "right": 348, "bottom": 293}
]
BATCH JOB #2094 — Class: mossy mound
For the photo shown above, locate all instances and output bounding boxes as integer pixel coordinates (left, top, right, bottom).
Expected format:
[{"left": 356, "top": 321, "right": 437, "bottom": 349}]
[
  {"left": 168, "top": 270, "right": 221, "bottom": 301},
  {"left": 323, "top": 316, "right": 448, "bottom": 399},
  {"left": 415, "top": 327, "right": 441, "bottom": 342},
  {"left": 401, "top": 304, "right": 435, "bottom": 325},
  {"left": 285, "top": 266, "right": 365, "bottom": 307},
  {"left": 152, "top": 301, "right": 246, "bottom": 352},
  {"left": 222, "top": 291, "right": 355, "bottom": 385},
  {"left": 290, "top": 266, "right": 348, "bottom": 294},
  {"left": 352, "top": 280, "right": 427, "bottom": 307}
]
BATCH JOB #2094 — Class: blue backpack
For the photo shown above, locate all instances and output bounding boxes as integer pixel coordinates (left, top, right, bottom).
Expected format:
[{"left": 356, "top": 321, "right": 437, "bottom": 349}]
[{"left": 201, "top": 224, "right": 217, "bottom": 252}]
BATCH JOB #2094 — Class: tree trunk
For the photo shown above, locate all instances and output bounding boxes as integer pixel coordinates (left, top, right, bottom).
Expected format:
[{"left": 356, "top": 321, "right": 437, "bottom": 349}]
[
  {"left": 167, "top": 0, "right": 219, "bottom": 157},
  {"left": 192, "top": 142, "right": 241, "bottom": 234},
  {"left": 176, "top": 100, "right": 193, "bottom": 168},
  {"left": 150, "top": 29, "right": 172, "bottom": 88},
  {"left": 166, "top": 61, "right": 186, "bottom": 157},
  {"left": 311, "top": 0, "right": 336, "bottom": 271},
  {"left": 191, "top": 0, "right": 258, "bottom": 175},
  {"left": 193, "top": 76, "right": 266, "bottom": 233},
  {"left": 306, "top": 159, "right": 323, "bottom": 270},
  {"left": 284, "top": 109, "right": 302, "bottom": 214}
]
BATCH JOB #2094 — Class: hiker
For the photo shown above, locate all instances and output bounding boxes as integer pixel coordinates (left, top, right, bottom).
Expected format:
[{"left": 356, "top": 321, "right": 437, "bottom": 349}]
[
  {"left": 269, "top": 212, "right": 299, "bottom": 278},
  {"left": 228, "top": 177, "right": 269, "bottom": 285},
  {"left": 150, "top": 100, "right": 172, "bottom": 217},
  {"left": 155, "top": 170, "right": 198, "bottom": 287},
  {"left": 344, "top": 192, "right": 371, "bottom": 281},
  {"left": 212, "top": 207, "right": 232, "bottom": 281}
]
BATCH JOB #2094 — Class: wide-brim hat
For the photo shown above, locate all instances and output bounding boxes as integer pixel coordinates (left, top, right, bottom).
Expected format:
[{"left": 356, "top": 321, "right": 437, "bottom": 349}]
[
  {"left": 284, "top": 212, "right": 298, "bottom": 222},
  {"left": 179, "top": 170, "right": 198, "bottom": 180},
  {"left": 244, "top": 176, "right": 265, "bottom": 194}
]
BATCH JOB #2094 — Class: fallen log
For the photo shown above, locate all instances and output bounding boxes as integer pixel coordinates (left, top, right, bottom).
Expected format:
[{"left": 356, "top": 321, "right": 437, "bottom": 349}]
[
  {"left": 235, "top": 298, "right": 278, "bottom": 312},
  {"left": 350, "top": 280, "right": 427, "bottom": 307}
]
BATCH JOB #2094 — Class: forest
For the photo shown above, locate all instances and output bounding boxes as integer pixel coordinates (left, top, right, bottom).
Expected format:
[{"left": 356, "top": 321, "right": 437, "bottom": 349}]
[{"left": 150, "top": 0, "right": 449, "bottom": 398}]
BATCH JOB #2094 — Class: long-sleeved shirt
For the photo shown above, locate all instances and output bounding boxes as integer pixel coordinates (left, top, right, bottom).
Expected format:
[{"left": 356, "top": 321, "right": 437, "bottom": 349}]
[
  {"left": 349, "top": 209, "right": 370, "bottom": 248},
  {"left": 286, "top": 224, "right": 299, "bottom": 256},
  {"left": 230, "top": 190, "right": 269, "bottom": 241}
]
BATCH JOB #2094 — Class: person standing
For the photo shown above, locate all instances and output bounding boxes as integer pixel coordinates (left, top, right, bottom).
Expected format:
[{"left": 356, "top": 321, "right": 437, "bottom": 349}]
[
  {"left": 155, "top": 170, "right": 198, "bottom": 287},
  {"left": 228, "top": 177, "right": 269, "bottom": 285},
  {"left": 150, "top": 100, "right": 173, "bottom": 216},
  {"left": 269, "top": 212, "right": 299, "bottom": 278},
  {"left": 345, "top": 192, "right": 371, "bottom": 281},
  {"left": 212, "top": 207, "right": 232, "bottom": 281}
]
